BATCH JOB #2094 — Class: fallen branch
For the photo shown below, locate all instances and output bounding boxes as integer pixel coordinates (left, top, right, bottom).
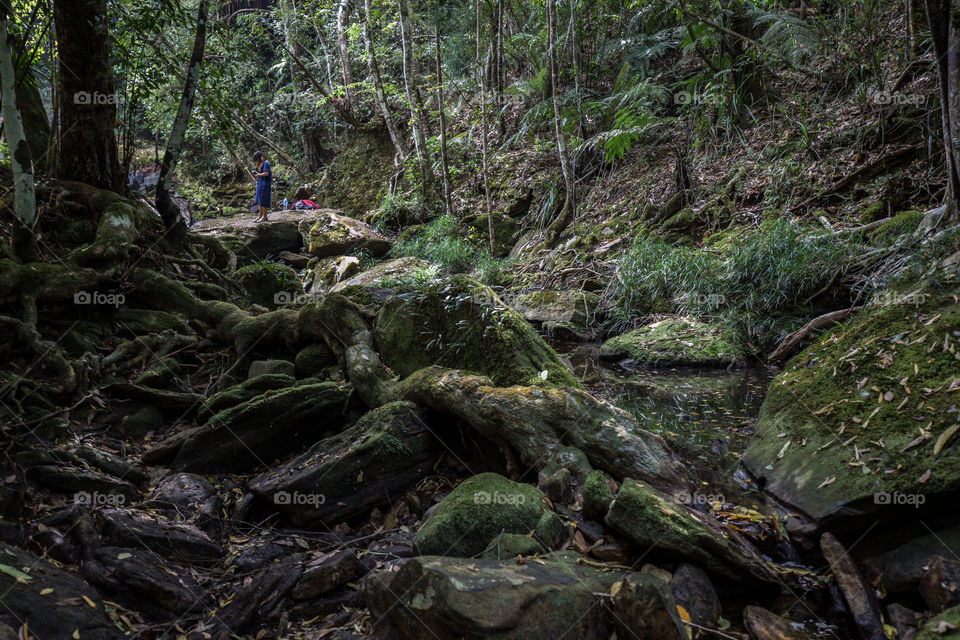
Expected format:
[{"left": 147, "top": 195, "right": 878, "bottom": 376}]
[{"left": 767, "top": 306, "right": 863, "bottom": 363}]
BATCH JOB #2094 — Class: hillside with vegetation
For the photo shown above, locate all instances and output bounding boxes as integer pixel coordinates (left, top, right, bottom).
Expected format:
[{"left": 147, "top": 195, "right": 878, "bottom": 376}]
[{"left": 2, "top": 0, "right": 960, "bottom": 639}]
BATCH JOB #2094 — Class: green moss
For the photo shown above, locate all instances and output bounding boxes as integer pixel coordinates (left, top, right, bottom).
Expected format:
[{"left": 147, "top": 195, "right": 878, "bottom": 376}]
[
  {"left": 236, "top": 261, "right": 302, "bottom": 308},
  {"left": 320, "top": 132, "right": 396, "bottom": 216},
  {"left": 858, "top": 201, "right": 887, "bottom": 222},
  {"left": 295, "top": 343, "right": 335, "bottom": 378},
  {"left": 916, "top": 604, "right": 960, "bottom": 639},
  {"left": 741, "top": 285, "right": 960, "bottom": 521},
  {"left": 867, "top": 210, "right": 923, "bottom": 246},
  {"left": 600, "top": 317, "right": 744, "bottom": 367},
  {"left": 583, "top": 470, "right": 614, "bottom": 521},
  {"left": 413, "top": 472, "right": 564, "bottom": 557},
  {"left": 374, "top": 275, "right": 580, "bottom": 388},
  {"left": 481, "top": 532, "right": 546, "bottom": 559}
]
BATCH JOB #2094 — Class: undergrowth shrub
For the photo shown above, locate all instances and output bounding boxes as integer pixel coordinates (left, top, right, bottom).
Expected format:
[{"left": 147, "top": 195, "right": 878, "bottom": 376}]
[{"left": 610, "top": 218, "right": 862, "bottom": 350}]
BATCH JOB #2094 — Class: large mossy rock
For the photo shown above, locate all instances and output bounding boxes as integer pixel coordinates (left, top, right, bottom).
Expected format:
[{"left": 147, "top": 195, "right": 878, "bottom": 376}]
[
  {"left": 300, "top": 210, "right": 392, "bottom": 258},
  {"left": 236, "top": 262, "right": 302, "bottom": 309},
  {"left": 507, "top": 289, "right": 602, "bottom": 340},
  {"left": 741, "top": 287, "right": 960, "bottom": 526},
  {"left": 396, "top": 367, "right": 688, "bottom": 489},
  {"left": 170, "top": 381, "right": 352, "bottom": 473},
  {"left": 461, "top": 213, "right": 521, "bottom": 257},
  {"left": 330, "top": 256, "right": 434, "bottom": 292},
  {"left": 413, "top": 473, "right": 564, "bottom": 557},
  {"left": 600, "top": 317, "right": 744, "bottom": 367},
  {"left": 367, "top": 551, "right": 624, "bottom": 640},
  {"left": 605, "top": 479, "right": 776, "bottom": 583},
  {"left": 219, "top": 219, "right": 304, "bottom": 261},
  {"left": 248, "top": 401, "right": 439, "bottom": 527},
  {"left": 0, "top": 542, "right": 123, "bottom": 638},
  {"left": 375, "top": 275, "right": 578, "bottom": 388}
]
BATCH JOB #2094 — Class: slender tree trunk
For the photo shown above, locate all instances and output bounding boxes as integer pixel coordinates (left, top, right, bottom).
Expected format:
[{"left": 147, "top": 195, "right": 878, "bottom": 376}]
[
  {"left": 283, "top": 0, "right": 317, "bottom": 170},
  {"left": 568, "top": 0, "right": 584, "bottom": 137},
  {"left": 0, "top": 4, "right": 38, "bottom": 262},
  {"left": 156, "top": 0, "right": 209, "bottom": 233},
  {"left": 925, "top": 0, "right": 960, "bottom": 221},
  {"left": 477, "top": 0, "right": 493, "bottom": 250},
  {"left": 435, "top": 20, "right": 453, "bottom": 216},
  {"left": 545, "top": 0, "right": 575, "bottom": 246},
  {"left": 362, "top": 0, "right": 407, "bottom": 158},
  {"left": 495, "top": 0, "right": 505, "bottom": 134},
  {"left": 337, "top": 0, "right": 354, "bottom": 107},
  {"left": 398, "top": 0, "right": 434, "bottom": 199},
  {"left": 53, "top": 0, "right": 122, "bottom": 191}
]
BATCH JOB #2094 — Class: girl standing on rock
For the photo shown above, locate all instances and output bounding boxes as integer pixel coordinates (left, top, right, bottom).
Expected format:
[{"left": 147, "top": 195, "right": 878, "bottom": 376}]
[{"left": 253, "top": 150, "right": 272, "bottom": 222}]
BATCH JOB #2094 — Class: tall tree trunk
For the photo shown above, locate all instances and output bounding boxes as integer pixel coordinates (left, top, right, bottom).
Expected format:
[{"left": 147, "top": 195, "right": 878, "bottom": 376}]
[
  {"left": 156, "top": 0, "right": 209, "bottom": 233},
  {"left": 545, "top": 0, "right": 575, "bottom": 245},
  {"left": 435, "top": 20, "right": 453, "bottom": 216},
  {"left": 283, "top": 0, "right": 317, "bottom": 170},
  {"left": 925, "top": 0, "right": 960, "bottom": 221},
  {"left": 495, "top": 0, "right": 505, "bottom": 134},
  {"left": 398, "top": 0, "right": 434, "bottom": 199},
  {"left": 337, "top": 0, "right": 354, "bottom": 107},
  {"left": 0, "top": 3, "right": 38, "bottom": 263},
  {"left": 477, "top": 0, "right": 493, "bottom": 250},
  {"left": 362, "top": 0, "right": 407, "bottom": 158},
  {"left": 53, "top": 0, "right": 122, "bottom": 191},
  {"left": 567, "top": 0, "right": 584, "bottom": 137}
]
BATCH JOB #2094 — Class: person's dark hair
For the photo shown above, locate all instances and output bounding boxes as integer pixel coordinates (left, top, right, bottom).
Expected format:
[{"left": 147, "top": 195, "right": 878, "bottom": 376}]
[{"left": 253, "top": 150, "right": 264, "bottom": 162}]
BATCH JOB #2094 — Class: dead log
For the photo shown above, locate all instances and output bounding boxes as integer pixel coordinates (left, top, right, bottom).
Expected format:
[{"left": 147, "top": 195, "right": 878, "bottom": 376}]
[{"left": 766, "top": 307, "right": 863, "bottom": 363}]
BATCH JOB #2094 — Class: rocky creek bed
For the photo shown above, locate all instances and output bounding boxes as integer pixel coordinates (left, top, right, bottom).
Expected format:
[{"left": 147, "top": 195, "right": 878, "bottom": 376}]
[{"left": 2, "top": 198, "right": 959, "bottom": 640}]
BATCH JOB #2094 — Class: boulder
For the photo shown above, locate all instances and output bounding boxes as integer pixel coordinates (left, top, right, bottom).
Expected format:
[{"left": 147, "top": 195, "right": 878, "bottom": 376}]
[
  {"left": 294, "top": 342, "right": 337, "bottom": 378},
  {"left": 920, "top": 557, "right": 960, "bottom": 614},
  {"left": 290, "top": 549, "right": 359, "bottom": 600},
  {"left": 374, "top": 275, "right": 579, "bottom": 388},
  {"left": 743, "top": 605, "right": 815, "bottom": 640},
  {"left": 329, "top": 256, "right": 433, "bottom": 292},
  {"left": 82, "top": 546, "right": 210, "bottom": 620},
  {"left": 300, "top": 210, "right": 392, "bottom": 258},
  {"left": 170, "top": 381, "right": 352, "bottom": 473},
  {"left": 310, "top": 256, "right": 362, "bottom": 292},
  {"left": 367, "top": 551, "right": 625, "bottom": 640},
  {"left": 507, "top": 289, "right": 602, "bottom": 341},
  {"left": 461, "top": 212, "right": 520, "bottom": 257},
  {"left": 582, "top": 469, "right": 614, "bottom": 521},
  {"left": 413, "top": 473, "right": 564, "bottom": 557},
  {"left": 610, "top": 573, "right": 688, "bottom": 640},
  {"left": 248, "top": 402, "right": 439, "bottom": 527},
  {"left": 600, "top": 317, "right": 744, "bottom": 367},
  {"left": 0, "top": 542, "right": 122, "bottom": 639},
  {"left": 670, "top": 563, "right": 722, "bottom": 638},
  {"left": 741, "top": 287, "right": 960, "bottom": 527},
  {"left": 236, "top": 262, "right": 302, "bottom": 308},
  {"left": 147, "top": 472, "right": 221, "bottom": 531},
  {"left": 605, "top": 479, "right": 776, "bottom": 583},
  {"left": 220, "top": 218, "right": 304, "bottom": 260},
  {"left": 96, "top": 508, "right": 223, "bottom": 564}
]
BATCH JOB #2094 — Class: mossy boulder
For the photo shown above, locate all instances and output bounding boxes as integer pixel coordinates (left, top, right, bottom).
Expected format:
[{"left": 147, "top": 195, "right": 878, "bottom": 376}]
[
  {"left": 374, "top": 275, "right": 578, "bottom": 388},
  {"left": 218, "top": 219, "right": 304, "bottom": 261},
  {"left": 367, "top": 551, "right": 624, "bottom": 640},
  {"left": 330, "top": 256, "right": 433, "bottom": 292},
  {"left": 916, "top": 604, "right": 960, "bottom": 639},
  {"left": 236, "top": 262, "right": 302, "bottom": 308},
  {"left": 481, "top": 533, "right": 546, "bottom": 559},
  {"left": 867, "top": 210, "right": 923, "bottom": 246},
  {"left": 507, "top": 289, "right": 602, "bottom": 341},
  {"left": 600, "top": 317, "right": 744, "bottom": 367},
  {"left": 858, "top": 200, "right": 887, "bottom": 222},
  {"left": 309, "top": 255, "right": 360, "bottom": 292},
  {"left": 295, "top": 343, "right": 336, "bottom": 378},
  {"left": 113, "top": 308, "right": 192, "bottom": 335},
  {"left": 461, "top": 213, "right": 521, "bottom": 257},
  {"left": 605, "top": 479, "right": 777, "bottom": 583},
  {"left": 300, "top": 210, "right": 392, "bottom": 258},
  {"left": 413, "top": 473, "right": 564, "bottom": 557},
  {"left": 248, "top": 401, "right": 440, "bottom": 527},
  {"left": 741, "top": 286, "right": 960, "bottom": 526},
  {"left": 247, "top": 359, "right": 295, "bottom": 379},
  {"left": 583, "top": 469, "right": 614, "bottom": 521},
  {"left": 319, "top": 131, "right": 395, "bottom": 216}
]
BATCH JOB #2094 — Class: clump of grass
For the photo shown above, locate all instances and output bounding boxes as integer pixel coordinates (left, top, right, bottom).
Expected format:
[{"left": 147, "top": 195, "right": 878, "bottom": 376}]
[
  {"left": 610, "top": 218, "right": 862, "bottom": 350},
  {"left": 391, "top": 214, "right": 513, "bottom": 286}
]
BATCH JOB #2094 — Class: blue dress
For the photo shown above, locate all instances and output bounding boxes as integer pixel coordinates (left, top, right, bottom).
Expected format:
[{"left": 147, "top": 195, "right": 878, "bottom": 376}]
[{"left": 254, "top": 160, "right": 272, "bottom": 208}]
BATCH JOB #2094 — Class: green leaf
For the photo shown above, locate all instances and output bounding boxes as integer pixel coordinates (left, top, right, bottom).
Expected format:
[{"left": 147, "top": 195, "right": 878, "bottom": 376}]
[{"left": 0, "top": 563, "right": 33, "bottom": 582}]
